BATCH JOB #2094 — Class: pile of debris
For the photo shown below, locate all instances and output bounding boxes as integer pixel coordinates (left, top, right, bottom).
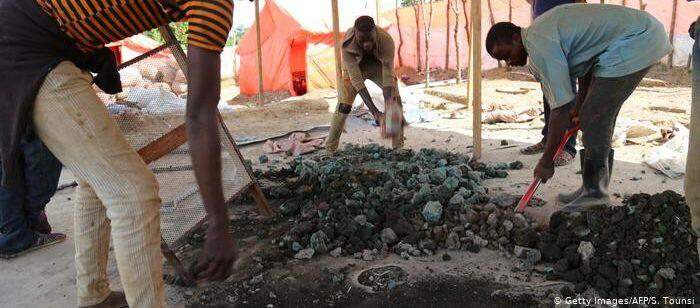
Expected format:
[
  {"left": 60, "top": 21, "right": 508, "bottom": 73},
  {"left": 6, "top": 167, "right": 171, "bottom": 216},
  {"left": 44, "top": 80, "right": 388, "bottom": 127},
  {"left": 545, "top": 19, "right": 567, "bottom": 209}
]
[
  {"left": 256, "top": 144, "right": 536, "bottom": 260},
  {"left": 540, "top": 191, "right": 699, "bottom": 298}
]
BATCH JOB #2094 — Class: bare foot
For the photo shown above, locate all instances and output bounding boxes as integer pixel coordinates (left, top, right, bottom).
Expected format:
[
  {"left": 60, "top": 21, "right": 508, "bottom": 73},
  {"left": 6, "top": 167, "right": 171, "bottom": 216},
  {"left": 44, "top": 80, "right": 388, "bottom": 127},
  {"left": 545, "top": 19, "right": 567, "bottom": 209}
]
[{"left": 81, "top": 291, "right": 128, "bottom": 308}]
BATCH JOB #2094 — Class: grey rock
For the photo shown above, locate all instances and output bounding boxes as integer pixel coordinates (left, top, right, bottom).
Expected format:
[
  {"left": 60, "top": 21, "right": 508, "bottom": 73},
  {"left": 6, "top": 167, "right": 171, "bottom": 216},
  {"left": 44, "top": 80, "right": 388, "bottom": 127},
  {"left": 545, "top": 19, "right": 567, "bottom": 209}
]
[
  {"left": 514, "top": 245, "right": 542, "bottom": 266},
  {"left": 294, "top": 248, "right": 315, "bottom": 260},
  {"left": 310, "top": 230, "right": 329, "bottom": 254},
  {"left": 291, "top": 241, "right": 302, "bottom": 252},
  {"left": 446, "top": 231, "right": 461, "bottom": 250},
  {"left": 354, "top": 215, "right": 368, "bottom": 225},
  {"left": 502, "top": 220, "right": 514, "bottom": 233},
  {"left": 577, "top": 241, "right": 594, "bottom": 264},
  {"left": 330, "top": 247, "right": 342, "bottom": 257},
  {"left": 657, "top": 268, "right": 675, "bottom": 280},
  {"left": 250, "top": 274, "right": 264, "bottom": 285},
  {"left": 422, "top": 201, "right": 443, "bottom": 223},
  {"left": 513, "top": 214, "right": 528, "bottom": 229},
  {"left": 449, "top": 194, "right": 465, "bottom": 206},
  {"left": 487, "top": 213, "right": 498, "bottom": 226},
  {"left": 362, "top": 249, "right": 375, "bottom": 261},
  {"left": 380, "top": 228, "right": 398, "bottom": 244}
]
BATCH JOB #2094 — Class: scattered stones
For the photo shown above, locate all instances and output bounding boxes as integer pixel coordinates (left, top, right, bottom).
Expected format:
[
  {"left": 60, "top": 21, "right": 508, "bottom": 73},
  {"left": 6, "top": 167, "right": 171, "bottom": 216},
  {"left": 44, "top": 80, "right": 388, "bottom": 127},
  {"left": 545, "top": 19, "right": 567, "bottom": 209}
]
[
  {"left": 357, "top": 265, "right": 408, "bottom": 292},
  {"left": 541, "top": 191, "right": 699, "bottom": 298},
  {"left": 257, "top": 145, "right": 531, "bottom": 260}
]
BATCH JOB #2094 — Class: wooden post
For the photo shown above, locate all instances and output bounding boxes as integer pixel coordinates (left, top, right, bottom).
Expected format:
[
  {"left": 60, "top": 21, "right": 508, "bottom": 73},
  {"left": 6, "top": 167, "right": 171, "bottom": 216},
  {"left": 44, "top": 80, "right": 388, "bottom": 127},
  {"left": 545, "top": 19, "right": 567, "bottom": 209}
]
[
  {"left": 376, "top": 0, "right": 381, "bottom": 25},
  {"left": 469, "top": 0, "right": 482, "bottom": 159},
  {"left": 638, "top": 0, "right": 646, "bottom": 11},
  {"left": 332, "top": 0, "right": 343, "bottom": 99},
  {"left": 668, "top": 0, "right": 678, "bottom": 67},
  {"left": 508, "top": 0, "right": 512, "bottom": 22},
  {"left": 254, "top": 0, "right": 264, "bottom": 104},
  {"left": 445, "top": 0, "right": 451, "bottom": 69}
]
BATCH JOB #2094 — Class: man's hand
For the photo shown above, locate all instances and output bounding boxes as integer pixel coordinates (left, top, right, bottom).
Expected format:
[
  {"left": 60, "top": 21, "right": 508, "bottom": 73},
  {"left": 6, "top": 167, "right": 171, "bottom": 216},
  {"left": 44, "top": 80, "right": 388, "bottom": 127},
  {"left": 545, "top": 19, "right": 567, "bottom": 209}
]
[
  {"left": 186, "top": 45, "right": 237, "bottom": 282},
  {"left": 194, "top": 224, "right": 238, "bottom": 282},
  {"left": 569, "top": 108, "right": 580, "bottom": 127},
  {"left": 534, "top": 159, "right": 555, "bottom": 183}
]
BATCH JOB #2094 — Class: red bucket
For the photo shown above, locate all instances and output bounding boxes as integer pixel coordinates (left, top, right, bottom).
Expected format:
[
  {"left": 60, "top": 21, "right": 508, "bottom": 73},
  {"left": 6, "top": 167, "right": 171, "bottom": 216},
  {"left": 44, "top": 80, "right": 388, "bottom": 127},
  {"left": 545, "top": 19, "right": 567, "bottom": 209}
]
[{"left": 107, "top": 43, "right": 122, "bottom": 66}]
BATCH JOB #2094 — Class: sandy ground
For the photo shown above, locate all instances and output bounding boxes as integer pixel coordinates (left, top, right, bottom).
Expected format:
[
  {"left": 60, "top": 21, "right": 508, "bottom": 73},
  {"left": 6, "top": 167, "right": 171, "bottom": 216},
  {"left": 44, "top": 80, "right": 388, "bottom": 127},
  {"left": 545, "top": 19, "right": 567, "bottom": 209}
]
[{"left": 0, "top": 71, "right": 691, "bottom": 307}]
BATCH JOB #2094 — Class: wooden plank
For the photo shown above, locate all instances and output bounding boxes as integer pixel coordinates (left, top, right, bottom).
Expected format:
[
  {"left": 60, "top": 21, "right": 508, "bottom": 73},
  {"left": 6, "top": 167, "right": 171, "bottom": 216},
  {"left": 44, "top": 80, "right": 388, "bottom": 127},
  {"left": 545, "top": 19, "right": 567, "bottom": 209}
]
[
  {"left": 254, "top": 0, "right": 264, "bottom": 105},
  {"left": 668, "top": 0, "right": 678, "bottom": 67},
  {"left": 158, "top": 26, "right": 188, "bottom": 78},
  {"left": 332, "top": 0, "right": 343, "bottom": 91},
  {"left": 137, "top": 124, "right": 187, "bottom": 164},
  {"left": 469, "top": 0, "right": 482, "bottom": 159},
  {"left": 249, "top": 184, "right": 273, "bottom": 217}
]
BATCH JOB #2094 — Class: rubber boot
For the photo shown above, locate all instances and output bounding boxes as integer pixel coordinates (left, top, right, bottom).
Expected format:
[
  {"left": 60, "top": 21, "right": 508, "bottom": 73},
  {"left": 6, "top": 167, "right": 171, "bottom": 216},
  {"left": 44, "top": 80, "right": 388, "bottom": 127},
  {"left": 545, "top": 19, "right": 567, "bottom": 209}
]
[
  {"left": 325, "top": 111, "right": 348, "bottom": 154},
  {"left": 557, "top": 149, "right": 615, "bottom": 203},
  {"left": 558, "top": 149, "right": 586, "bottom": 203},
  {"left": 561, "top": 157, "right": 611, "bottom": 212}
]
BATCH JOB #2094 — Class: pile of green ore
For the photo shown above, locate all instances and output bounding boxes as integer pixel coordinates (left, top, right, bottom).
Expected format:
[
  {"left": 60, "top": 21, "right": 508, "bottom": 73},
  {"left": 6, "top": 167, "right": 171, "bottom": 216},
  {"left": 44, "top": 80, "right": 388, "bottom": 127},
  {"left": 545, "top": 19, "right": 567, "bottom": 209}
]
[
  {"left": 256, "top": 144, "right": 533, "bottom": 260},
  {"left": 541, "top": 191, "right": 699, "bottom": 298}
]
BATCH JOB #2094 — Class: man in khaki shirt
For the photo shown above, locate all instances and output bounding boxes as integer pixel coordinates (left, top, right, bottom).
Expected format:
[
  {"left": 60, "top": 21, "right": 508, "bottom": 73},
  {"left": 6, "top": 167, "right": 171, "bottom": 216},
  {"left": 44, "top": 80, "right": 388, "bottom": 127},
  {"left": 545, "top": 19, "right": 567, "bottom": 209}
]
[{"left": 326, "top": 16, "right": 403, "bottom": 152}]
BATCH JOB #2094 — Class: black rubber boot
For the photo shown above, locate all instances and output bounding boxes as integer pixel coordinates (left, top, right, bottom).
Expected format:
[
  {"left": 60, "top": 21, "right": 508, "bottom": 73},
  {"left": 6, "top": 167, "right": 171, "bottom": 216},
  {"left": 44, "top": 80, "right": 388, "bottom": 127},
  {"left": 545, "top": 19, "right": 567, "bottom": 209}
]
[
  {"left": 561, "top": 157, "right": 611, "bottom": 212},
  {"left": 558, "top": 149, "right": 615, "bottom": 204},
  {"left": 557, "top": 149, "right": 586, "bottom": 203}
]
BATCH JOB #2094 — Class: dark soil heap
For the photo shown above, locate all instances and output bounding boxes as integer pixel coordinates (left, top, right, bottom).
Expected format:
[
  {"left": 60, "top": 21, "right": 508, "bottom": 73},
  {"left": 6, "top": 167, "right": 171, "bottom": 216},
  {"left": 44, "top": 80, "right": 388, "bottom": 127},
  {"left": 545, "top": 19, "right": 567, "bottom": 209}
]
[
  {"left": 541, "top": 191, "right": 700, "bottom": 298},
  {"left": 256, "top": 144, "right": 532, "bottom": 258}
]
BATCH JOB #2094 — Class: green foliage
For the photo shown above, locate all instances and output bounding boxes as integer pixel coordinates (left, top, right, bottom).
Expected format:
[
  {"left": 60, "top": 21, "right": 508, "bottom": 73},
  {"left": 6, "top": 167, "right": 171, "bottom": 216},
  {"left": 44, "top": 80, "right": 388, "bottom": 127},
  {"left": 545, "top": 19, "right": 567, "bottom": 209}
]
[
  {"left": 401, "top": 0, "right": 419, "bottom": 6},
  {"left": 144, "top": 22, "right": 188, "bottom": 46}
]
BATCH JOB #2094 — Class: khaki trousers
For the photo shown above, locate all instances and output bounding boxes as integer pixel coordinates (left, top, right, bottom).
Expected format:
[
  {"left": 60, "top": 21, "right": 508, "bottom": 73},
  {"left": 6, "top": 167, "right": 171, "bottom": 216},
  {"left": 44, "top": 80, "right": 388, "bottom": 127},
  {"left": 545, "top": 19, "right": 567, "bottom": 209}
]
[{"left": 32, "top": 61, "right": 165, "bottom": 307}]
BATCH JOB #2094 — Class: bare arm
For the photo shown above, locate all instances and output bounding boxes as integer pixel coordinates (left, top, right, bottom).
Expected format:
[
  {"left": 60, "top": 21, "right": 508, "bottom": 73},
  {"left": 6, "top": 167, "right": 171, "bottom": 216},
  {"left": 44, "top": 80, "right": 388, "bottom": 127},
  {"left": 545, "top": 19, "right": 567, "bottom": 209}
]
[{"left": 187, "top": 45, "right": 237, "bottom": 282}]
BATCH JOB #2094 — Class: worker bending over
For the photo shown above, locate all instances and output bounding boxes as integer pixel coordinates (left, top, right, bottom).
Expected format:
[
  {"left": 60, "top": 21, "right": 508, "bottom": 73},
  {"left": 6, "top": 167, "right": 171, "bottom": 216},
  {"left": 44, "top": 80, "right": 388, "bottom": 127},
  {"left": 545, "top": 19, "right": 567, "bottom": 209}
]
[
  {"left": 326, "top": 16, "right": 404, "bottom": 153},
  {"left": 0, "top": 0, "right": 238, "bottom": 306},
  {"left": 486, "top": 4, "right": 671, "bottom": 212}
]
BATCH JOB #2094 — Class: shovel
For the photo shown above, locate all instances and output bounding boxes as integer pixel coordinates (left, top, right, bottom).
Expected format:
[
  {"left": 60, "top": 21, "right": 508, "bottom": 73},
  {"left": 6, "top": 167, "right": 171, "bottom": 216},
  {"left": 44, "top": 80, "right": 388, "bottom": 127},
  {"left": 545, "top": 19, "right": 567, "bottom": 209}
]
[{"left": 515, "top": 125, "right": 580, "bottom": 213}]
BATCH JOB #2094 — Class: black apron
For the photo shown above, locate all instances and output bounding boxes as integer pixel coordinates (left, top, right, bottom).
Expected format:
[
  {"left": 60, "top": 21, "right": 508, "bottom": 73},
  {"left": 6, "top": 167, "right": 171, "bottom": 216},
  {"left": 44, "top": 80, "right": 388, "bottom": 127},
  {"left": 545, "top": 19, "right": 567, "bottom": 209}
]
[{"left": 0, "top": 0, "right": 120, "bottom": 188}]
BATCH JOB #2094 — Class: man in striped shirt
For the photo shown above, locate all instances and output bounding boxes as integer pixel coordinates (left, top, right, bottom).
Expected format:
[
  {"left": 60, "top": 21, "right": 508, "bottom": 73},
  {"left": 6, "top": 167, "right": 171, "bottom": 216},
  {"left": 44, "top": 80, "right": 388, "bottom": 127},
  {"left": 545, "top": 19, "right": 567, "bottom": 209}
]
[{"left": 0, "top": 0, "right": 238, "bottom": 306}]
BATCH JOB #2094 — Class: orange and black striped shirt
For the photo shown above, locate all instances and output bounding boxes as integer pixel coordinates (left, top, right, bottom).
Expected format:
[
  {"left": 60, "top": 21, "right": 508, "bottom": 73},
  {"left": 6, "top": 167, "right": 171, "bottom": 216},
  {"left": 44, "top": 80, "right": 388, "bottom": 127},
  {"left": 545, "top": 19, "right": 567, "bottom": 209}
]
[{"left": 35, "top": 0, "right": 233, "bottom": 53}]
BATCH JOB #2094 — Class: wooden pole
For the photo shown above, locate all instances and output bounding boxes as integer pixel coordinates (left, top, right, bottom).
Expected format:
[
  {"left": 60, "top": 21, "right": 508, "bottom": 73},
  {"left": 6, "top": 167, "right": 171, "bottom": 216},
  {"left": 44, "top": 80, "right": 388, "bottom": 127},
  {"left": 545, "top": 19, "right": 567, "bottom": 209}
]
[
  {"left": 254, "top": 0, "right": 264, "bottom": 104},
  {"left": 638, "top": 0, "right": 646, "bottom": 11},
  {"left": 332, "top": 0, "right": 343, "bottom": 99},
  {"left": 376, "top": 0, "right": 381, "bottom": 25},
  {"left": 668, "top": 0, "right": 678, "bottom": 67},
  {"left": 445, "top": 0, "right": 451, "bottom": 69},
  {"left": 469, "top": 0, "right": 482, "bottom": 159}
]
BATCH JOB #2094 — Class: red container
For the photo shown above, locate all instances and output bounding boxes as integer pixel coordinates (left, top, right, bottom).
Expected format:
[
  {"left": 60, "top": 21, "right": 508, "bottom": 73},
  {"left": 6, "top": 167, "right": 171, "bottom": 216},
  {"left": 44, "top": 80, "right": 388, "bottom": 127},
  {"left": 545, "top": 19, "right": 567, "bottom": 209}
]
[{"left": 107, "top": 43, "right": 122, "bottom": 65}]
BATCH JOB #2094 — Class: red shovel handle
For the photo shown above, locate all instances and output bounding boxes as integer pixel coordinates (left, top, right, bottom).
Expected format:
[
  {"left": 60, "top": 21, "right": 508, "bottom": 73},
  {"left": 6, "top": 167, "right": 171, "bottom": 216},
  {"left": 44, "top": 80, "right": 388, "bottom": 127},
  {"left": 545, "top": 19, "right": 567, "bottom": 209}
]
[{"left": 515, "top": 125, "right": 580, "bottom": 213}]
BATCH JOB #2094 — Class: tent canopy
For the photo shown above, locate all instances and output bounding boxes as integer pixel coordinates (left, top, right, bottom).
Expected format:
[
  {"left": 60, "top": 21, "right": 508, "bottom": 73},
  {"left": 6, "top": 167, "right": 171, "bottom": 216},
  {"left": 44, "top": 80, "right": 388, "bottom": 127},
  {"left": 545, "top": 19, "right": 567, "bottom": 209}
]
[{"left": 237, "top": 0, "right": 700, "bottom": 96}]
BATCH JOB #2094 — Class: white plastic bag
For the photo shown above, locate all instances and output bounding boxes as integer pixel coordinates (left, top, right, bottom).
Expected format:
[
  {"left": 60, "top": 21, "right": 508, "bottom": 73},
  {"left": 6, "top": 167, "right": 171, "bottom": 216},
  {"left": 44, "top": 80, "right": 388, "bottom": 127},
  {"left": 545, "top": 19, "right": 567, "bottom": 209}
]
[
  {"left": 355, "top": 81, "right": 440, "bottom": 124},
  {"left": 644, "top": 124, "right": 689, "bottom": 178}
]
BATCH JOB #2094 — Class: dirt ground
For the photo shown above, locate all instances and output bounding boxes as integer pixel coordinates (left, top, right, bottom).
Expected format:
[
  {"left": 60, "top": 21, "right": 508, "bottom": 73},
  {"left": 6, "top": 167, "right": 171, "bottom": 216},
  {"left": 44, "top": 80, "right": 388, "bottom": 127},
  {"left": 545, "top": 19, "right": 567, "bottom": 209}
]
[{"left": 0, "top": 67, "right": 691, "bottom": 307}]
